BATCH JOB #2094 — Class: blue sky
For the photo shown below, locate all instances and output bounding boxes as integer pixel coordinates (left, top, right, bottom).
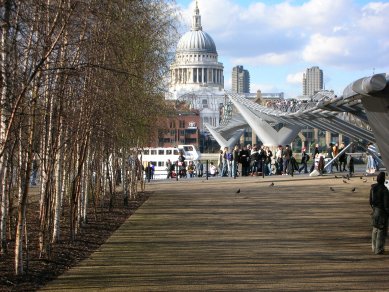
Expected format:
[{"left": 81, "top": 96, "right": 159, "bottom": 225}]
[{"left": 174, "top": 0, "right": 389, "bottom": 98}]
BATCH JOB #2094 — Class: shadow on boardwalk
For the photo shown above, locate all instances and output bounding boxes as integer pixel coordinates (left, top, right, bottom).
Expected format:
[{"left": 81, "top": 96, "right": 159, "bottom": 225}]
[{"left": 41, "top": 174, "right": 389, "bottom": 291}]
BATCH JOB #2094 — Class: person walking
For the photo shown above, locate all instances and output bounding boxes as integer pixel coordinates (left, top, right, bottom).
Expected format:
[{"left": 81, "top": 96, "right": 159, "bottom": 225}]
[
  {"left": 366, "top": 143, "right": 377, "bottom": 175},
  {"left": 166, "top": 159, "right": 173, "bottom": 179},
  {"left": 370, "top": 172, "right": 389, "bottom": 254},
  {"left": 298, "top": 148, "right": 309, "bottom": 174},
  {"left": 310, "top": 143, "right": 320, "bottom": 173}
]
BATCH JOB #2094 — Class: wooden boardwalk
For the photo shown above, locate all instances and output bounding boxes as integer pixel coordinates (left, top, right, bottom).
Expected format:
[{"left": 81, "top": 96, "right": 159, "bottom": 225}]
[{"left": 41, "top": 174, "right": 389, "bottom": 291}]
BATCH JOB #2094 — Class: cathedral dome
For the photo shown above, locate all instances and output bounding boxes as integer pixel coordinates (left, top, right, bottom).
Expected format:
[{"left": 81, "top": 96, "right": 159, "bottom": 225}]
[
  {"left": 177, "top": 30, "right": 216, "bottom": 54},
  {"left": 176, "top": 1, "right": 217, "bottom": 54}
]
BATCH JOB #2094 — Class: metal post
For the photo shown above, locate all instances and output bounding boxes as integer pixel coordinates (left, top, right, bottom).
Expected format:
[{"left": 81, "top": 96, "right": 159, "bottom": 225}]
[
  {"left": 206, "top": 160, "right": 209, "bottom": 180},
  {"left": 262, "top": 159, "right": 265, "bottom": 178}
]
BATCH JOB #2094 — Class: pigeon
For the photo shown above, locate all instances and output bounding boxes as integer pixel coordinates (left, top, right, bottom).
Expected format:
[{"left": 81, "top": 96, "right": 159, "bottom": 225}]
[
  {"left": 236, "top": 189, "right": 240, "bottom": 193},
  {"left": 330, "top": 187, "right": 335, "bottom": 192},
  {"left": 363, "top": 179, "right": 367, "bottom": 183},
  {"left": 352, "top": 187, "right": 356, "bottom": 192},
  {"left": 335, "top": 175, "right": 339, "bottom": 178},
  {"left": 269, "top": 182, "right": 274, "bottom": 187},
  {"left": 360, "top": 176, "right": 363, "bottom": 179},
  {"left": 343, "top": 180, "right": 348, "bottom": 184}
]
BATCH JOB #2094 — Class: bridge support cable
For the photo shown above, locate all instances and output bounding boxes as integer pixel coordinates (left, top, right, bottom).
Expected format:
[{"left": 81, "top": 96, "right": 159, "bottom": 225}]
[{"left": 323, "top": 142, "right": 354, "bottom": 170}]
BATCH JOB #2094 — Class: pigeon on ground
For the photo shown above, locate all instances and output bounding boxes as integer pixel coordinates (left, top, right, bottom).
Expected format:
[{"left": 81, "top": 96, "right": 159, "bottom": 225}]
[
  {"left": 269, "top": 182, "right": 274, "bottom": 187},
  {"left": 335, "top": 175, "right": 339, "bottom": 178},
  {"left": 236, "top": 189, "right": 240, "bottom": 193},
  {"left": 360, "top": 176, "right": 363, "bottom": 179},
  {"left": 352, "top": 187, "right": 356, "bottom": 192},
  {"left": 330, "top": 187, "right": 335, "bottom": 192},
  {"left": 363, "top": 179, "right": 367, "bottom": 183},
  {"left": 343, "top": 180, "right": 348, "bottom": 183}
]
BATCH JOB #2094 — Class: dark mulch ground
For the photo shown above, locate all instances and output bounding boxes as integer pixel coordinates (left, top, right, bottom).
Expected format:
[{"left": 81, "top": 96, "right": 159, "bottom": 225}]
[{"left": 0, "top": 191, "right": 150, "bottom": 292}]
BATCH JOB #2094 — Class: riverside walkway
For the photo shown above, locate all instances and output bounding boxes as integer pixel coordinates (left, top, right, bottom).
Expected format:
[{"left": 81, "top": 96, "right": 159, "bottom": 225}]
[{"left": 41, "top": 173, "right": 389, "bottom": 291}]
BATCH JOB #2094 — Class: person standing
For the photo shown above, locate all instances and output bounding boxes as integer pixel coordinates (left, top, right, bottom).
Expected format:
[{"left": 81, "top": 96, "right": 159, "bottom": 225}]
[
  {"left": 249, "top": 146, "right": 259, "bottom": 176},
  {"left": 166, "top": 159, "right": 173, "bottom": 179},
  {"left": 177, "top": 151, "right": 186, "bottom": 178},
  {"left": 187, "top": 161, "right": 195, "bottom": 178},
  {"left": 326, "top": 143, "right": 334, "bottom": 173},
  {"left": 338, "top": 142, "right": 347, "bottom": 172},
  {"left": 217, "top": 149, "right": 223, "bottom": 176},
  {"left": 282, "top": 145, "right": 292, "bottom": 175},
  {"left": 196, "top": 160, "right": 203, "bottom": 177},
  {"left": 275, "top": 145, "right": 283, "bottom": 175},
  {"left": 264, "top": 146, "right": 273, "bottom": 176},
  {"left": 370, "top": 172, "right": 389, "bottom": 254},
  {"left": 239, "top": 145, "right": 250, "bottom": 176},
  {"left": 232, "top": 145, "right": 240, "bottom": 178}
]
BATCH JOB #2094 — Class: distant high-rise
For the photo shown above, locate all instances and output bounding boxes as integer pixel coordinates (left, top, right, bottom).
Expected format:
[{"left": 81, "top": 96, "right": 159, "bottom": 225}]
[
  {"left": 232, "top": 65, "right": 250, "bottom": 93},
  {"left": 303, "top": 66, "right": 323, "bottom": 96}
]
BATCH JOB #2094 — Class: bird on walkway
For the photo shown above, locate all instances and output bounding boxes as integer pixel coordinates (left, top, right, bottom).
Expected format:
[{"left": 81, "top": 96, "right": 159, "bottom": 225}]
[
  {"left": 363, "top": 179, "right": 367, "bottom": 183},
  {"left": 360, "top": 176, "right": 363, "bottom": 179},
  {"left": 343, "top": 180, "right": 348, "bottom": 183},
  {"left": 236, "top": 189, "right": 240, "bottom": 193},
  {"left": 330, "top": 187, "right": 335, "bottom": 192},
  {"left": 269, "top": 182, "right": 274, "bottom": 187},
  {"left": 335, "top": 175, "right": 339, "bottom": 178},
  {"left": 352, "top": 187, "right": 356, "bottom": 192}
]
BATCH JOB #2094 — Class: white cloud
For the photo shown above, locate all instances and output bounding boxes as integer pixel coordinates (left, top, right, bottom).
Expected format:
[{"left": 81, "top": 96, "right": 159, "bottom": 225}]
[
  {"left": 176, "top": 0, "right": 389, "bottom": 97},
  {"left": 251, "top": 82, "right": 279, "bottom": 93},
  {"left": 233, "top": 52, "right": 294, "bottom": 66},
  {"left": 287, "top": 72, "right": 304, "bottom": 85}
]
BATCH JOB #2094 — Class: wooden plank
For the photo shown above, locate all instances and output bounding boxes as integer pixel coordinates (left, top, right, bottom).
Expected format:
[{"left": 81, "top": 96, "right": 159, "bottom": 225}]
[{"left": 41, "top": 175, "right": 389, "bottom": 291}]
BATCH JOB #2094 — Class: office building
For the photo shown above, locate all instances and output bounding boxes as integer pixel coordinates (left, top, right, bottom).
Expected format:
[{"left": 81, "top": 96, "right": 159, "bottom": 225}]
[
  {"left": 232, "top": 65, "right": 250, "bottom": 93},
  {"left": 303, "top": 66, "right": 323, "bottom": 96}
]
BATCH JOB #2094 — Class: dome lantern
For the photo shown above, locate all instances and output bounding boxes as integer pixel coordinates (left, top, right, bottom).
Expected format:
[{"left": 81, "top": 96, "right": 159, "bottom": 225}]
[{"left": 192, "top": 0, "right": 202, "bottom": 31}]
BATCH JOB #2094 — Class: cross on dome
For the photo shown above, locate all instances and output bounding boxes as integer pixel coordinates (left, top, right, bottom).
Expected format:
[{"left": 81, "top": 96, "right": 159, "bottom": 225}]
[{"left": 192, "top": 0, "right": 202, "bottom": 31}]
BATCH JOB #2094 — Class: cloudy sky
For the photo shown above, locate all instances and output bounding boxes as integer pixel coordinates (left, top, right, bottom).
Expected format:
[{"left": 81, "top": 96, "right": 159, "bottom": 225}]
[{"left": 174, "top": 0, "right": 389, "bottom": 98}]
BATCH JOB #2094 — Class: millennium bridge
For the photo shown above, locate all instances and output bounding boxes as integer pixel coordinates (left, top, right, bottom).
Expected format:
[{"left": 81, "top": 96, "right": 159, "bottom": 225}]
[{"left": 205, "top": 73, "right": 389, "bottom": 168}]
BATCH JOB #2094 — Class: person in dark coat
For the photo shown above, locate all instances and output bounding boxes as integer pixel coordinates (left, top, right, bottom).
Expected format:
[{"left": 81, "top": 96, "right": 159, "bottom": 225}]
[
  {"left": 239, "top": 145, "right": 250, "bottom": 176},
  {"left": 370, "top": 172, "right": 389, "bottom": 254}
]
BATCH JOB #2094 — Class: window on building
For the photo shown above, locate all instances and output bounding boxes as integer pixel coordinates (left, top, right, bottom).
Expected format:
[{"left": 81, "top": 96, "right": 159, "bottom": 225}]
[
  {"left": 150, "top": 150, "right": 157, "bottom": 155},
  {"left": 158, "top": 149, "right": 164, "bottom": 155}
]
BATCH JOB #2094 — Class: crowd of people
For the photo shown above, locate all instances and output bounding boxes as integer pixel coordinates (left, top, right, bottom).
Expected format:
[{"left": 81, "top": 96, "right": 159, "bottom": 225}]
[{"left": 159, "top": 141, "right": 381, "bottom": 180}]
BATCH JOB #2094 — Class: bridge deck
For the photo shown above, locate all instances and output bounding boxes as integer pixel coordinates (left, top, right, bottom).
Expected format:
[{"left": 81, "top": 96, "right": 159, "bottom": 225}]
[{"left": 41, "top": 174, "right": 389, "bottom": 291}]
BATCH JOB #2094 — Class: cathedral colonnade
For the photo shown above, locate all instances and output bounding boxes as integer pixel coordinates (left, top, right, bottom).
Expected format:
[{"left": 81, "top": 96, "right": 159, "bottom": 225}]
[{"left": 172, "top": 67, "right": 223, "bottom": 85}]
